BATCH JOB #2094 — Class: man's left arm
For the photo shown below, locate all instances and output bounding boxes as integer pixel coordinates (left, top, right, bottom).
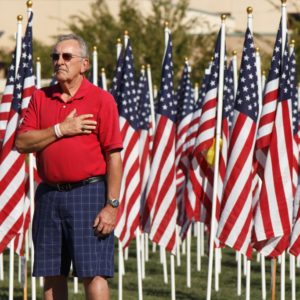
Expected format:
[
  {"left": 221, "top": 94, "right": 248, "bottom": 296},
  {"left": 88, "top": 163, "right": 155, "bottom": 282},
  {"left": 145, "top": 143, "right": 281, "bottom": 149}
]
[{"left": 93, "top": 150, "right": 122, "bottom": 236}]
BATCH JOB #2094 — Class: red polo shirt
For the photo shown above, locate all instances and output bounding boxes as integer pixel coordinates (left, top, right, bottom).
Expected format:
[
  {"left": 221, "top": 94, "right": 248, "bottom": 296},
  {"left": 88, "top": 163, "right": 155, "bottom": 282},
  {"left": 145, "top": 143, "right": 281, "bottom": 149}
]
[{"left": 17, "top": 78, "right": 123, "bottom": 183}]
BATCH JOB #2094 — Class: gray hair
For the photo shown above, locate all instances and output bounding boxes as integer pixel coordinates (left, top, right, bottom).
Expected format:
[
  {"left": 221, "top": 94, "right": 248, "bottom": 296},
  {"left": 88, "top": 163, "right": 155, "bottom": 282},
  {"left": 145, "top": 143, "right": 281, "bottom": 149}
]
[{"left": 53, "top": 34, "right": 89, "bottom": 58}]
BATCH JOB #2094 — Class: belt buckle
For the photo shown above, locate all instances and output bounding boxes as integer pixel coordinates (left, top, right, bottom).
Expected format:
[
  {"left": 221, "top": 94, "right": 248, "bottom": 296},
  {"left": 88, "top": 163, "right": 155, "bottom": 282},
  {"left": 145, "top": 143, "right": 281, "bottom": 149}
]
[{"left": 57, "top": 183, "right": 72, "bottom": 191}]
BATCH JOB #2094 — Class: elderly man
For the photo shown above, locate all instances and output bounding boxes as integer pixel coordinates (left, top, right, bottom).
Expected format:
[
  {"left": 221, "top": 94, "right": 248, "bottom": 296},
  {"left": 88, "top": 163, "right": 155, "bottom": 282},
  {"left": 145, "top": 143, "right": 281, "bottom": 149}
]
[{"left": 15, "top": 34, "right": 122, "bottom": 300}]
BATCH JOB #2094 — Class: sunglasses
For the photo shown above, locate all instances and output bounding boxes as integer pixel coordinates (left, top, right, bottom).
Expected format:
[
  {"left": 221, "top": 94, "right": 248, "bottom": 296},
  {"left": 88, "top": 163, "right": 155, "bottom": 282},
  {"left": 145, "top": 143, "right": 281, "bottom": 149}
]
[{"left": 50, "top": 52, "right": 84, "bottom": 62}]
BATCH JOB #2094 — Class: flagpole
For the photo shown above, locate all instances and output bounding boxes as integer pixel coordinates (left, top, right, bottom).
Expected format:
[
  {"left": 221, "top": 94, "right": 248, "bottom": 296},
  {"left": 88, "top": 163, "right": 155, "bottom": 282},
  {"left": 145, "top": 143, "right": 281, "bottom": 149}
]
[
  {"left": 255, "top": 47, "right": 263, "bottom": 117},
  {"left": 100, "top": 68, "right": 107, "bottom": 91},
  {"left": 92, "top": 46, "right": 98, "bottom": 86},
  {"left": 271, "top": 258, "right": 277, "bottom": 300},
  {"left": 115, "top": 36, "right": 124, "bottom": 300},
  {"left": 135, "top": 229, "right": 143, "bottom": 300},
  {"left": 231, "top": 50, "right": 238, "bottom": 99},
  {"left": 147, "top": 64, "right": 156, "bottom": 131},
  {"left": 9, "top": 13, "right": 23, "bottom": 300},
  {"left": 206, "top": 14, "right": 226, "bottom": 300},
  {"left": 280, "top": 2, "right": 287, "bottom": 300},
  {"left": 116, "top": 38, "right": 122, "bottom": 60}
]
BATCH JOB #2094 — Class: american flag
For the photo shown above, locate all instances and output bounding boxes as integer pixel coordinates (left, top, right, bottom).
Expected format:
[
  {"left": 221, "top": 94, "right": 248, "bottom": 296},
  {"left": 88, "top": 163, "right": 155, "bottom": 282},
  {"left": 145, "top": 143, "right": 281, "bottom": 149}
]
[
  {"left": 114, "top": 39, "right": 141, "bottom": 248},
  {"left": 136, "top": 67, "right": 151, "bottom": 213},
  {"left": 253, "top": 39, "right": 294, "bottom": 257},
  {"left": 0, "top": 12, "right": 35, "bottom": 254},
  {"left": 217, "top": 61, "right": 234, "bottom": 222},
  {"left": 285, "top": 45, "right": 300, "bottom": 256},
  {"left": 174, "top": 61, "right": 194, "bottom": 233},
  {"left": 217, "top": 27, "right": 259, "bottom": 258},
  {"left": 289, "top": 47, "right": 299, "bottom": 194},
  {"left": 255, "top": 21, "right": 282, "bottom": 177},
  {"left": 0, "top": 49, "right": 16, "bottom": 149},
  {"left": 141, "top": 32, "right": 177, "bottom": 253},
  {"left": 183, "top": 31, "right": 221, "bottom": 223},
  {"left": 181, "top": 68, "right": 211, "bottom": 222}
]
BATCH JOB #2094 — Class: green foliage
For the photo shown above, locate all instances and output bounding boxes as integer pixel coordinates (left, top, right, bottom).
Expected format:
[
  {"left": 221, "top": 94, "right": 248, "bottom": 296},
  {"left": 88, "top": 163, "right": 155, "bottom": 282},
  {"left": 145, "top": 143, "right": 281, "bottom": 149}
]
[{"left": 66, "top": 0, "right": 215, "bottom": 87}]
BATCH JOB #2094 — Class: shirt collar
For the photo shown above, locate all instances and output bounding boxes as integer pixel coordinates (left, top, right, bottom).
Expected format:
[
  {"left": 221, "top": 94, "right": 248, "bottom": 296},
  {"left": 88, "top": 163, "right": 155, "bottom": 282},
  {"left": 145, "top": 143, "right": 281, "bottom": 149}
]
[{"left": 52, "top": 77, "right": 91, "bottom": 102}]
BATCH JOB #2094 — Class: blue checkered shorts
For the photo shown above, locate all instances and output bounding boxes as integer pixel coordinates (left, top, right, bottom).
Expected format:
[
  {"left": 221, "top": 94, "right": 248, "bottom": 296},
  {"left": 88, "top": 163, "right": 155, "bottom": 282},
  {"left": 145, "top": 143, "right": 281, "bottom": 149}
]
[{"left": 32, "top": 181, "right": 114, "bottom": 278}]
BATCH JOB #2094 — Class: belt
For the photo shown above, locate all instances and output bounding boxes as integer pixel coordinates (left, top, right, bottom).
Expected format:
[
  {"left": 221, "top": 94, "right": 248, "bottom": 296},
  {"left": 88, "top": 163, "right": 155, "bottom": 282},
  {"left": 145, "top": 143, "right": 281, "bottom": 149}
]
[{"left": 46, "top": 175, "right": 106, "bottom": 192}]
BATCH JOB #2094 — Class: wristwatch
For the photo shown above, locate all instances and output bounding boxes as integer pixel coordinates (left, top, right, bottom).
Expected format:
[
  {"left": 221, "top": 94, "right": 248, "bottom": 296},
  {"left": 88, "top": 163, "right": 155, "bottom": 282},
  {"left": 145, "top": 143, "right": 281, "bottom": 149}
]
[{"left": 107, "top": 198, "right": 119, "bottom": 208}]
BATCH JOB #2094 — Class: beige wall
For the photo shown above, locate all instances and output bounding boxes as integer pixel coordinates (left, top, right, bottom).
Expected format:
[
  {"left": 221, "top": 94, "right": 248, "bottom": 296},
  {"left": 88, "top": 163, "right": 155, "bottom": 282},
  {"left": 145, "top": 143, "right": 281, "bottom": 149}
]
[{"left": 1, "top": 0, "right": 299, "bottom": 52}]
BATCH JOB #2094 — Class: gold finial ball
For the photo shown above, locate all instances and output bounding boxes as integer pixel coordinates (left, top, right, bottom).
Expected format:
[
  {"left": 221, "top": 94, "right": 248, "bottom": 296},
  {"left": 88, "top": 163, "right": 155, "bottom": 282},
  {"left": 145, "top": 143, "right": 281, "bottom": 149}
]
[
  {"left": 291, "top": 39, "right": 295, "bottom": 45},
  {"left": 153, "top": 84, "right": 157, "bottom": 89},
  {"left": 93, "top": 46, "right": 97, "bottom": 51},
  {"left": 17, "top": 15, "right": 23, "bottom": 21},
  {"left": 256, "top": 47, "right": 260, "bottom": 52},
  {"left": 164, "top": 21, "right": 169, "bottom": 27},
  {"left": 281, "top": 0, "right": 287, "bottom": 4},
  {"left": 262, "top": 70, "right": 266, "bottom": 76},
  {"left": 211, "top": 56, "right": 214, "bottom": 61},
  {"left": 232, "top": 50, "right": 237, "bottom": 55},
  {"left": 36, "top": 57, "right": 40, "bottom": 62},
  {"left": 195, "top": 83, "right": 199, "bottom": 88},
  {"left": 27, "top": 0, "right": 33, "bottom": 8},
  {"left": 141, "top": 65, "right": 145, "bottom": 70},
  {"left": 101, "top": 67, "right": 105, "bottom": 73},
  {"left": 221, "top": 14, "right": 227, "bottom": 21},
  {"left": 124, "top": 30, "right": 129, "bottom": 36},
  {"left": 117, "top": 38, "right": 121, "bottom": 44},
  {"left": 147, "top": 64, "right": 151, "bottom": 69},
  {"left": 185, "top": 57, "right": 188, "bottom": 62},
  {"left": 247, "top": 7, "right": 253, "bottom": 14}
]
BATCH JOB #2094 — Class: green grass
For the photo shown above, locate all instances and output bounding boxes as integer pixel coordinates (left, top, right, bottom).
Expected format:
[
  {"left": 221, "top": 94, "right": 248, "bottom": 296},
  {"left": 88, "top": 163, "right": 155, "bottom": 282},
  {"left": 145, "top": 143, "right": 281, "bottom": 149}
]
[{"left": 0, "top": 236, "right": 299, "bottom": 299}]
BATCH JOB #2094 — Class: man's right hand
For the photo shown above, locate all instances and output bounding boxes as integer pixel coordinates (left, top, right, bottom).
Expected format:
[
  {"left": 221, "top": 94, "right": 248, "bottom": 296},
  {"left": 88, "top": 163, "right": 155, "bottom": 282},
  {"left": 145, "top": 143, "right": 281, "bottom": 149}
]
[{"left": 59, "top": 109, "right": 97, "bottom": 136}]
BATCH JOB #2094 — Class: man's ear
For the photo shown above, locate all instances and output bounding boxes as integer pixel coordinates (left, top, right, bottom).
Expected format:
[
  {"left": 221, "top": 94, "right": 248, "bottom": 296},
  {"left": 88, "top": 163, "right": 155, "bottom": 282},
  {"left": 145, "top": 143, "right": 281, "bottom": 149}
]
[{"left": 81, "top": 58, "right": 90, "bottom": 74}]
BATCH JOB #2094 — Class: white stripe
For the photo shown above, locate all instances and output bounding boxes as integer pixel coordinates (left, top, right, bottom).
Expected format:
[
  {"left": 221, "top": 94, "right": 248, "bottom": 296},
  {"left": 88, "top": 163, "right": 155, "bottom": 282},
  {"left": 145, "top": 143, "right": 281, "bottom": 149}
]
[{"left": 0, "top": 103, "right": 12, "bottom": 113}]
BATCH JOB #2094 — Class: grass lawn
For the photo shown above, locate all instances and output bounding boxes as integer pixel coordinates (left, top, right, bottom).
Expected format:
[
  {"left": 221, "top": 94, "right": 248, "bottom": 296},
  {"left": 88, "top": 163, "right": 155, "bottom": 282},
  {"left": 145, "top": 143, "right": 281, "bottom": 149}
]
[{"left": 0, "top": 235, "right": 299, "bottom": 299}]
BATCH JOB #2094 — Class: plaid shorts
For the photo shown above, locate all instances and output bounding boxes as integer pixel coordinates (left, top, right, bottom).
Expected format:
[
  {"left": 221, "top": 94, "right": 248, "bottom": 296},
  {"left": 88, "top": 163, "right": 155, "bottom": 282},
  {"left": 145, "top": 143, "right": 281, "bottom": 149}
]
[{"left": 32, "top": 180, "right": 114, "bottom": 278}]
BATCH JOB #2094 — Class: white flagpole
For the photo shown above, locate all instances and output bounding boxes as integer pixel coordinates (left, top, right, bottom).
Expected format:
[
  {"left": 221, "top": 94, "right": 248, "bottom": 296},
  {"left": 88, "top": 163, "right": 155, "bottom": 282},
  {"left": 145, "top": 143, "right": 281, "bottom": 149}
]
[
  {"left": 255, "top": 47, "right": 263, "bottom": 117},
  {"left": 116, "top": 37, "right": 124, "bottom": 300},
  {"left": 135, "top": 230, "right": 143, "bottom": 300},
  {"left": 36, "top": 56, "right": 43, "bottom": 290},
  {"left": 237, "top": 252, "right": 242, "bottom": 296},
  {"left": 206, "top": 14, "right": 226, "bottom": 300},
  {"left": 196, "top": 222, "right": 201, "bottom": 271},
  {"left": 92, "top": 46, "right": 98, "bottom": 86},
  {"left": 118, "top": 241, "right": 123, "bottom": 300},
  {"left": 100, "top": 68, "right": 107, "bottom": 91},
  {"left": 261, "top": 254, "right": 266, "bottom": 300},
  {"left": 186, "top": 227, "right": 191, "bottom": 287},
  {"left": 246, "top": 260, "right": 251, "bottom": 300},
  {"left": 231, "top": 51, "right": 238, "bottom": 102},
  {"left": 0, "top": 252, "right": 3, "bottom": 280},
  {"left": 176, "top": 226, "right": 181, "bottom": 266},
  {"left": 170, "top": 254, "right": 176, "bottom": 300},
  {"left": 281, "top": 252, "right": 286, "bottom": 300},
  {"left": 28, "top": 9, "right": 38, "bottom": 300},
  {"left": 280, "top": 2, "right": 287, "bottom": 298},
  {"left": 117, "top": 38, "right": 122, "bottom": 60},
  {"left": 8, "top": 14, "right": 23, "bottom": 300},
  {"left": 290, "top": 254, "right": 296, "bottom": 300},
  {"left": 147, "top": 64, "right": 156, "bottom": 131}
]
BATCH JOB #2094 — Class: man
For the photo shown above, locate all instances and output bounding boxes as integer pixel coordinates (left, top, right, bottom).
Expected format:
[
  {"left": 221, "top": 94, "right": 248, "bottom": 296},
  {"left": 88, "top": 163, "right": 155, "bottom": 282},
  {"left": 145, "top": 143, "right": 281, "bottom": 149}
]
[{"left": 15, "top": 34, "right": 123, "bottom": 300}]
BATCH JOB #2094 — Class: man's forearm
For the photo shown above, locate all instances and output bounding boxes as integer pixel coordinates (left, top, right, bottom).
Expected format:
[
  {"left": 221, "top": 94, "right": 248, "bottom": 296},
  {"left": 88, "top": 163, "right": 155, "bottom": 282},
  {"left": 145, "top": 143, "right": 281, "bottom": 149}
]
[
  {"left": 106, "top": 151, "right": 122, "bottom": 200},
  {"left": 15, "top": 126, "right": 57, "bottom": 153}
]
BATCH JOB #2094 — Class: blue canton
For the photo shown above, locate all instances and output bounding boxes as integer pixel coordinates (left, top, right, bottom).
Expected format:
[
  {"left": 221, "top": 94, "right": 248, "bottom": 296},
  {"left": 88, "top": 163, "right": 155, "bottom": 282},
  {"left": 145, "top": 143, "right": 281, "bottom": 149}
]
[
  {"left": 223, "top": 61, "right": 235, "bottom": 128},
  {"left": 137, "top": 70, "right": 151, "bottom": 130},
  {"left": 157, "top": 33, "right": 176, "bottom": 122},
  {"left": 117, "top": 39, "right": 140, "bottom": 130},
  {"left": 235, "top": 27, "right": 259, "bottom": 122},
  {"left": 12, "top": 12, "right": 34, "bottom": 113},
  {"left": 175, "top": 62, "right": 194, "bottom": 123}
]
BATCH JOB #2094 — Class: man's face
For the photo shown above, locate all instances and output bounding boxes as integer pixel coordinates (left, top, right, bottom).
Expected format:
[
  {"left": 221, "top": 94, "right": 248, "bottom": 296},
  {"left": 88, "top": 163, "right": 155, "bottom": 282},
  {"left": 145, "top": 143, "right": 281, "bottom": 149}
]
[{"left": 52, "top": 39, "right": 89, "bottom": 83}]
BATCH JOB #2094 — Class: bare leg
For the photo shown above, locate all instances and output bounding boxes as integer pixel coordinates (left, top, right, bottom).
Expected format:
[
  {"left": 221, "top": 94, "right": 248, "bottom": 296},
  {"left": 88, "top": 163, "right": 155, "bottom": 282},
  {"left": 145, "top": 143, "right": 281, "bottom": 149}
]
[
  {"left": 83, "top": 276, "right": 109, "bottom": 300},
  {"left": 44, "top": 276, "right": 68, "bottom": 300}
]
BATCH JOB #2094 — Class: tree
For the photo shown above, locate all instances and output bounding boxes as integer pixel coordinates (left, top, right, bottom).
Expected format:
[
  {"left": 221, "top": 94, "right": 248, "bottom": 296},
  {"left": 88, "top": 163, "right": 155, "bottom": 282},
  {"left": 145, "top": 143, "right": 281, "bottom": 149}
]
[{"left": 67, "top": 0, "right": 215, "bottom": 86}]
